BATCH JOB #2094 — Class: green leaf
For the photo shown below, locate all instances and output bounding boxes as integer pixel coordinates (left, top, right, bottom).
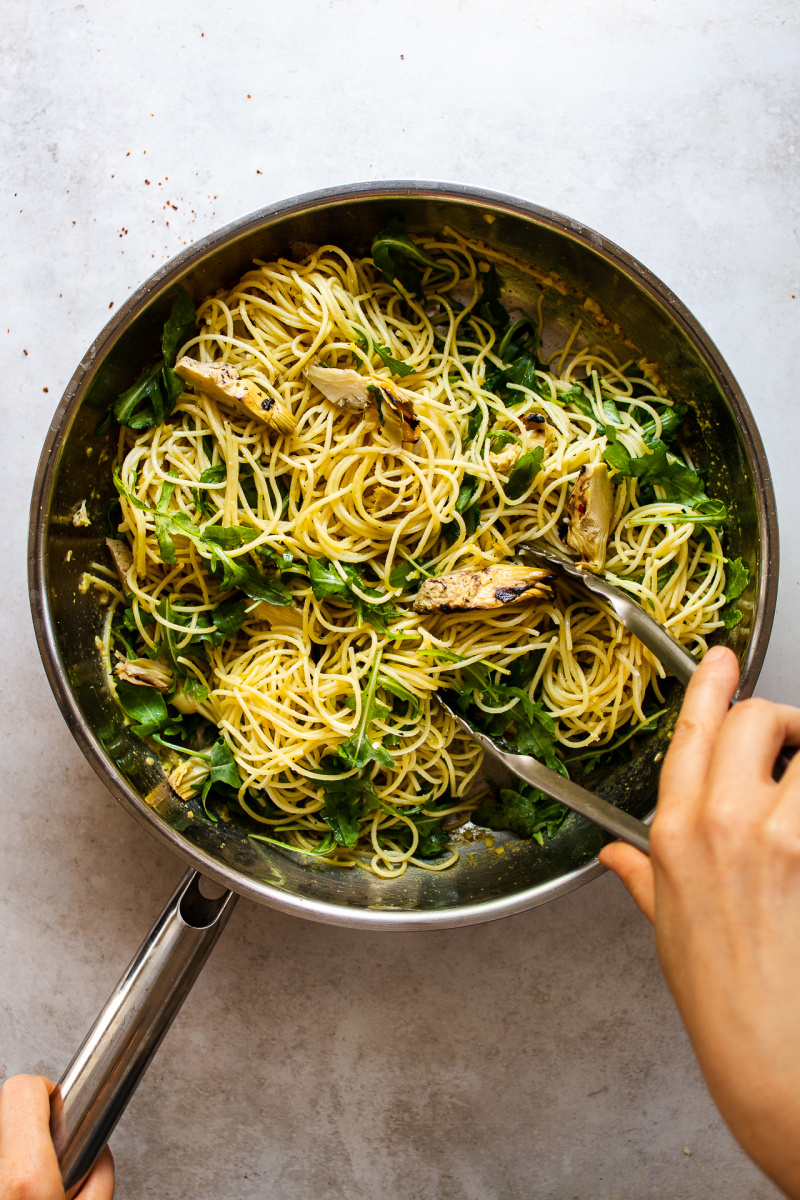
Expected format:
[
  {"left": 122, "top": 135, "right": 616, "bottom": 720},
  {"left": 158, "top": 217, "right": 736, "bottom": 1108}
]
[
  {"left": 640, "top": 403, "right": 687, "bottom": 445},
  {"left": 561, "top": 383, "right": 596, "bottom": 422},
  {"left": 181, "top": 676, "right": 210, "bottom": 706},
  {"left": 485, "top": 429, "right": 522, "bottom": 451},
  {"left": 722, "top": 607, "right": 743, "bottom": 629},
  {"left": 455, "top": 474, "right": 480, "bottom": 514},
  {"left": 161, "top": 288, "right": 197, "bottom": 368},
  {"left": 353, "top": 326, "right": 415, "bottom": 376},
  {"left": 113, "top": 361, "right": 164, "bottom": 428},
  {"left": 202, "top": 525, "right": 261, "bottom": 549},
  {"left": 115, "top": 680, "right": 170, "bottom": 737},
  {"left": 377, "top": 673, "right": 421, "bottom": 715},
  {"left": 724, "top": 557, "right": 750, "bottom": 602},
  {"left": 111, "top": 291, "right": 197, "bottom": 430},
  {"left": 337, "top": 653, "right": 395, "bottom": 771},
  {"left": 571, "top": 707, "right": 666, "bottom": 774},
  {"left": 308, "top": 557, "right": 398, "bottom": 633},
  {"left": 212, "top": 598, "right": 248, "bottom": 640},
  {"left": 602, "top": 394, "right": 621, "bottom": 425},
  {"left": 388, "top": 559, "right": 417, "bottom": 588},
  {"left": 505, "top": 446, "right": 544, "bottom": 502},
  {"left": 192, "top": 463, "right": 226, "bottom": 517},
  {"left": 473, "top": 782, "right": 567, "bottom": 843},
  {"left": 371, "top": 216, "right": 440, "bottom": 298},
  {"left": 603, "top": 436, "right": 712, "bottom": 509},
  {"left": 475, "top": 265, "right": 510, "bottom": 336},
  {"left": 203, "top": 738, "right": 242, "bottom": 795},
  {"left": 485, "top": 316, "right": 541, "bottom": 401},
  {"left": 442, "top": 502, "right": 480, "bottom": 545},
  {"left": 466, "top": 405, "right": 485, "bottom": 443},
  {"left": 308, "top": 557, "right": 351, "bottom": 602},
  {"left": 315, "top": 758, "right": 381, "bottom": 848}
]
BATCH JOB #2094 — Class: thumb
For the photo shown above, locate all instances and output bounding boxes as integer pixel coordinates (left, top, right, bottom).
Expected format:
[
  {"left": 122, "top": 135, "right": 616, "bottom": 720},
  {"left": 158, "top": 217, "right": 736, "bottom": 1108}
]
[{"left": 599, "top": 841, "right": 655, "bottom": 922}]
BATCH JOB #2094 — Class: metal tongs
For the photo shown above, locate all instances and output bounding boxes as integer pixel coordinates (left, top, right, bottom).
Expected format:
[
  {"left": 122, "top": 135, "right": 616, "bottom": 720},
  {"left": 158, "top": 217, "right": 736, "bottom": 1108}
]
[{"left": 438, "top": 544, "right": 706, "bottom": 856}]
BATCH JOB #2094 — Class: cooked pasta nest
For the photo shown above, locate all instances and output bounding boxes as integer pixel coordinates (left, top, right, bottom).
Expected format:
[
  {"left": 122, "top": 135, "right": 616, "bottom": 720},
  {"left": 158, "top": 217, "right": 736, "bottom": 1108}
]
[{"left": 94, "top": 226, "right": 730, "bottom": 879}]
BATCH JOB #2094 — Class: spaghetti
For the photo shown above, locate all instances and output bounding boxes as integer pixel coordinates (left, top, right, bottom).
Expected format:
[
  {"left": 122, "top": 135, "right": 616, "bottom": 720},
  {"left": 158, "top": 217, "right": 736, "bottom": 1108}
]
[{"left": 104, "top": 227, "right": 731, "bottom": 877}]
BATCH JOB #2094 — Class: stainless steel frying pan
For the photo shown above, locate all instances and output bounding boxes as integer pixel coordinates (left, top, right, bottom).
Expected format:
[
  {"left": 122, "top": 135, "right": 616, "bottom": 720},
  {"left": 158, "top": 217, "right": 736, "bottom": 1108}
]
[{"left": 28, "top": 181, "right": 778, "bottom": 1193}]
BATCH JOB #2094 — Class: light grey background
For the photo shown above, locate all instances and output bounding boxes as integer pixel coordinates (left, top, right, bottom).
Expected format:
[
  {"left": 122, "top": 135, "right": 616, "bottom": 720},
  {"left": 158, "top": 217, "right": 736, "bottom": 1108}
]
[{"left": 2, "top": 1, "right": 797, "bottom": 1196}]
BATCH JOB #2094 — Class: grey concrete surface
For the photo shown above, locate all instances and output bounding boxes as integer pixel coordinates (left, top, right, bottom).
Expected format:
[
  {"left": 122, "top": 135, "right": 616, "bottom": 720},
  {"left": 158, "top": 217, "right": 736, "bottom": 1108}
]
[{"left": 1, "top": 1, "right": 797, "bottom": 1195}]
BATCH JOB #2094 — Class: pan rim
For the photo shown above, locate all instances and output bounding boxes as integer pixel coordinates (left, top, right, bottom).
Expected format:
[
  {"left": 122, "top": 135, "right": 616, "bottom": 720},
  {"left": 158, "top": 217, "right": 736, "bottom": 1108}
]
[{"left": 28, "top": 179, "right": 779, "bottom": 929}]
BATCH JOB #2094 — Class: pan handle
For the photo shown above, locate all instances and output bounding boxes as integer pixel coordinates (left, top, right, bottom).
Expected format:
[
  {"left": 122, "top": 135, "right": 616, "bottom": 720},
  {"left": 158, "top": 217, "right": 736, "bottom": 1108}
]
[{"left": 49, "top": 869, "right": 238, "bottom": 1197}]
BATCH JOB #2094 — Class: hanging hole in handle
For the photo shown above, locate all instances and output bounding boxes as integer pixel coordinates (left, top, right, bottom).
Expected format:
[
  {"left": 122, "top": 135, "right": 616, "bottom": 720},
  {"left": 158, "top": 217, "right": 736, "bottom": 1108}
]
[{"left": 179, "top": 874, "right": 233, "bottom": 928}]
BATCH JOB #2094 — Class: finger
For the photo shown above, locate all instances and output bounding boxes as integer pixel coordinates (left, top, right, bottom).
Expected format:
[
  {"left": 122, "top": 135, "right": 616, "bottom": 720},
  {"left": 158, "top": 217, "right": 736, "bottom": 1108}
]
[
  {"left": 710, "top": 698, "right": 800, "bottom": 790},
  {"left": 658, "top": 645, "right": 740, "bottom": 813},
  {"left": 0, "top": 1074, "right": 62, "bottom": 1186},
  {"left": 599, "top": 842, "right": 655, "bottom": 922},
  {"left": 76, "top": 1145, "right": 115, "bottom": 1200}
]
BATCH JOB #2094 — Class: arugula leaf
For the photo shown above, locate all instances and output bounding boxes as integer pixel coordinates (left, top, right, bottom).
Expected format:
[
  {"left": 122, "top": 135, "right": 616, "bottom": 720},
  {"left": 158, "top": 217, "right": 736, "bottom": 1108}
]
[
  {"left": 640, "top": 402, "right": 687, "bottom": 445},
  {"left": 114, "top": 361, "right": 165, "bottom": 429},
  {"left": 308, "top": 557, "right": 351, "bottom": 602},
  {"left": 113, "top": 468, "right": 292, "bottom": 605},
  {"left": 212, "top": 598, "right": 248, "bottom": 640},
  {"left": 455, "top": 474, "right": 480, "bottom": 514},
  {"left": 722, "top": 607, "right": 743, "bottom": 629},
  {"left": 603, "top": 430, "right": 714, "bottom": 510},
  {"left": 570, "top": 707, "right": 665, "bottom": 775},
  {"left": 199, "top": 738, "right": 243, "bottom": 819},
  {"left": 466, "top": 405, "right": 485, "bottom": 443},
  {"left": 560, "top": 382, "right": 595, "bottom": 418},
  {"left": 602, "top": 394, "right": 622, "bottom": 425},
  {"left": 111, "top": 290, "right": 197, "bottom": 430},
  {"left": 442, "top": 655, "right": 567, "bottom": 777},
  {"left": 442, "top": 502, "right": 480, "bottom": 545},
  {"left": 486, "top": 429, "right": 522, "bottom": 451},
  {"left": 181, "top": 676, "right": 210, "bottom": 706},
  {"left": 336, "top": 654, "right": 394, "bottom": 771},
  {"left": 377, "top": 673, "right": 421, "bottom": 716},
  {"left": 627, "top": 497, "right": 727, "bottom": 528},
  {"left": 201, "top": 525, "right": 261, "bottom": 549},
  {"left": 474, "top": 265, "right": 510, "bottom": 336},
  {"left": 442, "top": 473, "right": 482, "bottom": 544},
  {"left": 115, "top": 680, "right": 171, "bottom": 737},
  {"left": 155, "top": 597, "right": 193, "bottom": 675},
  {"left": 154, "top": 470, "right": 179, "bottom": 563},
  {"left": 161, "top": 287, "right": 197, "bottom": 368},
  {"left": 258, "top": 545, "right": 307, "bottom": 576},
  {"left": 192, "top": 463, "right": 226, "bottom": 518},
  {"left": 724, "top": 557, "right": 750, "bottom": 602},
  {"left": 506, "top": 649, "right": 545, "bottom": 689},
  {"left": 473, "top": 783, "right": 567, "bottom": 845},
  {"left": 315, "top": 757, "right": 381, "bottom": 848},
  {"left": 371, "top": 216, "right": 440, "bottom": 299},
  {"left": 308, "top": 557, "right": 398, "bottom": 633},
  {"left": 388, "top": 552, "right": 434, "bottom": 590},
  {"left": 383, "top": 804, "right": 450, "bottom": 857},
  {"left": 505, "top": 446, "right": 544, "bottom": 502},
  {"left": 353, "top": 327, "right": 415, "bottom": 377},
  {"left": 502, "top": 700, "right": 568, "bottom": 777},
  {"left": 485, "top": 317, "right": 541, "bottom": 400}
]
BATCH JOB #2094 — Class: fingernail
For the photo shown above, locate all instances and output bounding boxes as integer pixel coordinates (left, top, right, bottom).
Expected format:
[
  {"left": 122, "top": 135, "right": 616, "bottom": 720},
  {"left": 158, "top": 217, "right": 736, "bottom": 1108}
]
[{"left": 704, "top": 645, "right": 730, "bottom": 663}]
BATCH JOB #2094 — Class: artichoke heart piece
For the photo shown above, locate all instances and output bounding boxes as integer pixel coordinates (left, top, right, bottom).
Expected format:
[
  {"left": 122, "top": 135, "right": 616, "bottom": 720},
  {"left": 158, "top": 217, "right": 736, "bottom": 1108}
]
[
  {"left": 106, "top": 537, "right": 134, "bottom": 593},
  {"left": 565, "top": 462, "right": 614, "bottom": 572},
  {"left": 174, "top": 357, "right": 297, "bottom": 436},
  {"left": 487, "top": 417, "right": 552, "bottom": 476},
  {"left": 413, "top": 563, "right": 556, "bottom": 614},
  {"left": 113, "top": 654, "right": 173, "bottom": 691},
  {"left": 304, "top": 365, "right": 420, "bottom": 450}
]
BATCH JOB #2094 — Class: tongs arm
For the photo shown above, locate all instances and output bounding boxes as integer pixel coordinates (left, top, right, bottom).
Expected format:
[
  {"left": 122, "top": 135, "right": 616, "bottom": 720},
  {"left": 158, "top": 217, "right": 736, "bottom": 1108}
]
[{"left": 438, "top": 696, "right": 650, "bottom": 854}]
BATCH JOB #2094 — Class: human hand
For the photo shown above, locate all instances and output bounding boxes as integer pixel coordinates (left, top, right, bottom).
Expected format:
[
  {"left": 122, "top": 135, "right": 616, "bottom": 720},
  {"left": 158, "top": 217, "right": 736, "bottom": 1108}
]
[
  {"left": 0, "top": 1075, "right": 114, "bottom": 1199},
  {"left": 600, "top": 644, "right": 800, "bottom": 1199}
]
